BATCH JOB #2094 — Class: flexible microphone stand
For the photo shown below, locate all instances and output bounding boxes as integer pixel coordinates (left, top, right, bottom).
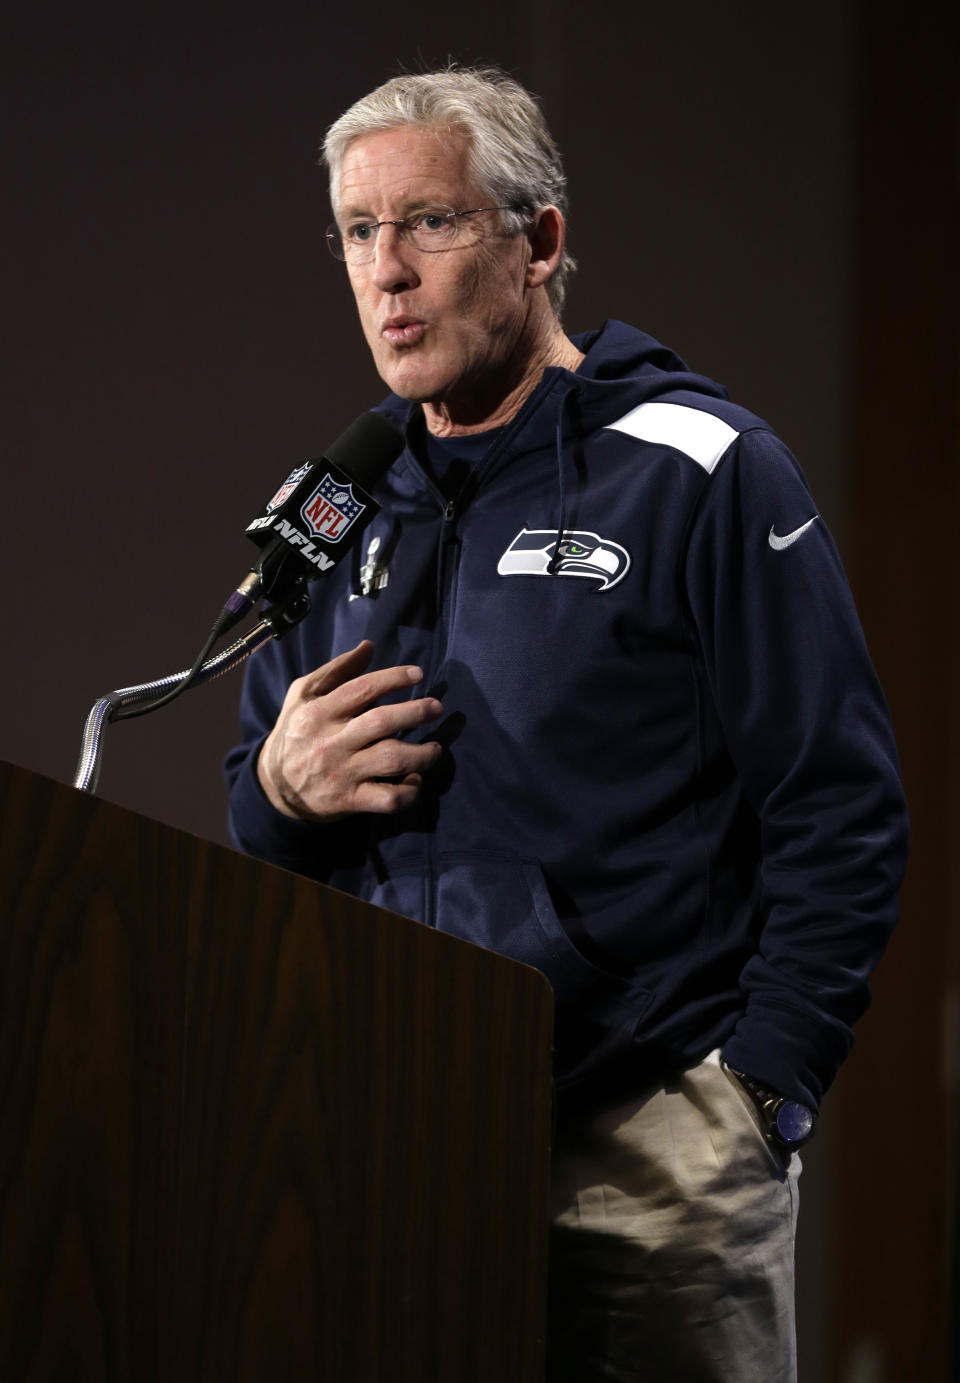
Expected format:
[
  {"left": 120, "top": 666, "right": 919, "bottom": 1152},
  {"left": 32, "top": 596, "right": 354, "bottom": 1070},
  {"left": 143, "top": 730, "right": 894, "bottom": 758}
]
[
  {"left": 71, "top": 410, "right": 403, "bottom": 797},
  {"left": 72, "top": 584, "right": 310, "bottom": 795}
]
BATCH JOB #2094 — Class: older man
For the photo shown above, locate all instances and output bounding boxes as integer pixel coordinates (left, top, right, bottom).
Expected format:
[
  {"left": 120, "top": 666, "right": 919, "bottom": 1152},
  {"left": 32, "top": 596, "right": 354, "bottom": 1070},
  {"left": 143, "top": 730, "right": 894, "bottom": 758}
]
[{"left": 226, "top": 67, "right": 907, "bottom": 1381}]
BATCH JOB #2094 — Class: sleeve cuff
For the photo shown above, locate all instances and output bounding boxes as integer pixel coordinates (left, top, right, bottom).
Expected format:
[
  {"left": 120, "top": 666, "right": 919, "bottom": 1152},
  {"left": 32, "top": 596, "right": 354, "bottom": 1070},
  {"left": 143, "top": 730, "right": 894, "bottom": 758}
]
[{"left": 227, "top": 740, "right": 325, "bottom": 876}]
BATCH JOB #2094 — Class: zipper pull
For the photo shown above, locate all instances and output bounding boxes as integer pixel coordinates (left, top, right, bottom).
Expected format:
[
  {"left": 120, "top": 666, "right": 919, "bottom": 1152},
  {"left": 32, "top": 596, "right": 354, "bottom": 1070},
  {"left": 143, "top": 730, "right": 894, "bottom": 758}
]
[{"left": 444, "top": 497, "right": 457, "bottom": 521}]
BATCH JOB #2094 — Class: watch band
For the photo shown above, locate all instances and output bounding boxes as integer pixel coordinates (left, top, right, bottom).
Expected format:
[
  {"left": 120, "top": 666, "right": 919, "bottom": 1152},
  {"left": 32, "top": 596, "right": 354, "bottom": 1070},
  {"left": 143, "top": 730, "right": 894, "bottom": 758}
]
[{"left": 723, "top": 1064, "right": 814, "bottom": 1149}]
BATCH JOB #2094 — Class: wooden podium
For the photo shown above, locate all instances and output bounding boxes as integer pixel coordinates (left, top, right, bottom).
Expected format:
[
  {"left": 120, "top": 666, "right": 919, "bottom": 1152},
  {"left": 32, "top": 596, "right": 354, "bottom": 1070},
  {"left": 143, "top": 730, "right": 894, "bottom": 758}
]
[{"left": 0, "top": 761, "right": 554, "bottom": 1382}]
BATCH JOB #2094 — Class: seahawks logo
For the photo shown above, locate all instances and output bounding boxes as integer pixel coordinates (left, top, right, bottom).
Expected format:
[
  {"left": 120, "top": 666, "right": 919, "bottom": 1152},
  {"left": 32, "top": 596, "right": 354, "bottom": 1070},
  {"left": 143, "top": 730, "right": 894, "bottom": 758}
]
[{"left": 497, "top": 528, "right": 631, "bottom": 592}]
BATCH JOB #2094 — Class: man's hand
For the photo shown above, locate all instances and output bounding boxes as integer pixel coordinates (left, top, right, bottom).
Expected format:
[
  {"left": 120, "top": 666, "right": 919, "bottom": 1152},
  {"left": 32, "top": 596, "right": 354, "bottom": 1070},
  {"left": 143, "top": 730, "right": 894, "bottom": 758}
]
[{"left": 257, "top": 640, "right": 443, "bottom": 821}]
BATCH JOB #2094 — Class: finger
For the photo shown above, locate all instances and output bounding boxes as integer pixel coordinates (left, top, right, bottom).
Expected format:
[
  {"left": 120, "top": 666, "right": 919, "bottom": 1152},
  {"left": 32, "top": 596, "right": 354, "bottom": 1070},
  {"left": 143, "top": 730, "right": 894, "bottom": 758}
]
[
  {"left": 339, "top": 697, "right": 444, "bottom": 750},
  {"left": 298, "top": 640, "right": 375, "bottom": 699},
  {"left": 351, "top": 738, "right": 442, "bottom": 781},
  {"left": 326, "top": 663, "right": 431, "bottom": 719},
  {"left": 350, "top": 776, "right": 426, "bottom": 815}
]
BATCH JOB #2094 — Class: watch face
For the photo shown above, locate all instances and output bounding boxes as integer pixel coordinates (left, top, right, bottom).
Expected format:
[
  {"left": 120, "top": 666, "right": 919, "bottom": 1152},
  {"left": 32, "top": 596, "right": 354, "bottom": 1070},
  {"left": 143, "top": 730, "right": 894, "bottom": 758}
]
[{"left": 775, "top": 1100, "right": 814, "bottom": 1145}]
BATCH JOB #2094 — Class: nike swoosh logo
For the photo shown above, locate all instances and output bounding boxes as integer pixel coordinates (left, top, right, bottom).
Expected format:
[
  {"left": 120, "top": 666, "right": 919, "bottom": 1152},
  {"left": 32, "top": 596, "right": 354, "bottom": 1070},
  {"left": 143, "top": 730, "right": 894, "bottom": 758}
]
[{"left": 768, "top": 516, "right": 818, "bottom": 550}]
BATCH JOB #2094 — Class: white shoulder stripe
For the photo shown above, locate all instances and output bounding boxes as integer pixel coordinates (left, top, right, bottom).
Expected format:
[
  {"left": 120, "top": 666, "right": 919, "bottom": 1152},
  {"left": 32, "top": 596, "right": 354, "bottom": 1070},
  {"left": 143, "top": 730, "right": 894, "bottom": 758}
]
[{"left": 604, "top": 401, "right": 739, "bottom": 473}]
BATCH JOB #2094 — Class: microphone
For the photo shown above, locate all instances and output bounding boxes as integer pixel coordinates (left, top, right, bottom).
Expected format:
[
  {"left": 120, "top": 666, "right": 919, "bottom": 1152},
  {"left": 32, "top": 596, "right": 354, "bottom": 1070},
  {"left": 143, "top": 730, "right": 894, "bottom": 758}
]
[
  {"left": 217, "top": 410, "right": 405, "bottom": 634},
  {"left": 73, "top": 410, "right": 406, "bottom": 784}
]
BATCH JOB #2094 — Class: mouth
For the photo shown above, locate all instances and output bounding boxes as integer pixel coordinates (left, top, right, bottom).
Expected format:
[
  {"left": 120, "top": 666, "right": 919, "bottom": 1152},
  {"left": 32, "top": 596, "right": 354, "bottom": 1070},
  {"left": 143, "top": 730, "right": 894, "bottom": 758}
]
[{"left": 381, "top": 318, "right": 427, "bottom": 346}]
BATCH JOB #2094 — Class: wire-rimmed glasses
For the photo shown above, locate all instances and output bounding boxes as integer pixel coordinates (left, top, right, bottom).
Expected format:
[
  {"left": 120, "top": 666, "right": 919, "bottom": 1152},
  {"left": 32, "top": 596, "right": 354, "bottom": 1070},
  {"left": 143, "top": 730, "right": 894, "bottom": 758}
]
[{"left": 325, "top": 205, "right": 522, "bottom": 263}]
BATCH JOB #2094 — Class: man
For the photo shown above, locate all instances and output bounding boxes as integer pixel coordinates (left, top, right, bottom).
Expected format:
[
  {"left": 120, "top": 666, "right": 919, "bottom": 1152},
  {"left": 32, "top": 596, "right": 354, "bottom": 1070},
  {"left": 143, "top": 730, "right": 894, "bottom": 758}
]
[{"left": 225, "top": 66, "right": 908, "bottom": 1381}]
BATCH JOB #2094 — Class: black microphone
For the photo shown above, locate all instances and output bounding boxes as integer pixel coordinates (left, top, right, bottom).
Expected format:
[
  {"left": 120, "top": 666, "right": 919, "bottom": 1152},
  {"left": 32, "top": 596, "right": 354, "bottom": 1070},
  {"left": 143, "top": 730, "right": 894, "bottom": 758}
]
[{"left": 217, "top": 410, "right": 405, "bottom": 634}]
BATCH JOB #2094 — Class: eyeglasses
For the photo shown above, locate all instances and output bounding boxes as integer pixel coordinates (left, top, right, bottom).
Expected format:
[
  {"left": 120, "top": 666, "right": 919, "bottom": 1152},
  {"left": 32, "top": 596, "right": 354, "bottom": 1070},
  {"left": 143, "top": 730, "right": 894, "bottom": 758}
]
[{"left": 325, "top": 205, "right": 522, "bottom": 263}]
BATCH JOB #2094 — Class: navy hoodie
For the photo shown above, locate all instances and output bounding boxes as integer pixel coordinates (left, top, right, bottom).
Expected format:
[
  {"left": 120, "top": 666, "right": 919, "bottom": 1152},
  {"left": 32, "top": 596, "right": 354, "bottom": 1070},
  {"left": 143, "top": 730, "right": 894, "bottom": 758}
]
[{"left": 225, "top": 321, "right": 908, "bottom": 1112}]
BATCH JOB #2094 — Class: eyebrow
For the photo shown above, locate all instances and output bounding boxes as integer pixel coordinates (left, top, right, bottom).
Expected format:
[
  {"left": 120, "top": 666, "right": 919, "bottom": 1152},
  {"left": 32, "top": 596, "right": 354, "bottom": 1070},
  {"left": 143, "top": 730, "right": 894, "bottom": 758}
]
[{"left": 337, "top": 198, "right": 447, "bottom": 223}]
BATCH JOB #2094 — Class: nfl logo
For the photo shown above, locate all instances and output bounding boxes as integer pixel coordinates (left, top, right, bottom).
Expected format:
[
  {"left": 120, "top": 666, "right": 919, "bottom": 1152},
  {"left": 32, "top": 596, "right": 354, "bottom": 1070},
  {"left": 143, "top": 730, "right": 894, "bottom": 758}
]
[
  {"left": 266, "top": 463, "right": 312, "bottom": 514},
  {"left": 300, "top": 472, "right": 365, "bottom": 543}
]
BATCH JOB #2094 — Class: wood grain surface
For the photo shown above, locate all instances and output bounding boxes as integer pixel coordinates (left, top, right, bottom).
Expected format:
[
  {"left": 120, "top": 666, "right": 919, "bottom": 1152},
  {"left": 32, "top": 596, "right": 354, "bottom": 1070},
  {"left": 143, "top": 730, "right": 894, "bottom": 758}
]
[{"left": 0, "top": 762, "right": 553, "bottom": 1382}]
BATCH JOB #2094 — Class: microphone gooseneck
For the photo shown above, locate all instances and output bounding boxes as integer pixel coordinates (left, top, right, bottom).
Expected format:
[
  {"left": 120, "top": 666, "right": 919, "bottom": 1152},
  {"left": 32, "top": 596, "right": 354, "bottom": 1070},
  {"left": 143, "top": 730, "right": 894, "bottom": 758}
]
[{"left": 73, "top": 411, "right": 405, "bottom": 791}]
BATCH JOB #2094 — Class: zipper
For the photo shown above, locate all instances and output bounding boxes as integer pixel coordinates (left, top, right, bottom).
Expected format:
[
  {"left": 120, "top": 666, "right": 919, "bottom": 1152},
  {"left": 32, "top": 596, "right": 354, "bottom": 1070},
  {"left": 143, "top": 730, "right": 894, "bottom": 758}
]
[
  {"left": 399, "top": 376, "right": 573, "bottom": 933},
  {"left": 423, "top": 481, "right": 473, "bottom": 923},
  {"left": 421, "top": 490, "right": 463, "bottom": 930}
]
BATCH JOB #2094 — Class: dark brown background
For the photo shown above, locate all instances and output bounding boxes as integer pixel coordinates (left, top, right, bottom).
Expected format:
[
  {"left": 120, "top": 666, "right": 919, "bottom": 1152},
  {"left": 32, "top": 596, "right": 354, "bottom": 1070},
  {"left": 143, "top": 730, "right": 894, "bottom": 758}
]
[{"left": 2, "top": 2, "right": 956, "bottom": 1378}]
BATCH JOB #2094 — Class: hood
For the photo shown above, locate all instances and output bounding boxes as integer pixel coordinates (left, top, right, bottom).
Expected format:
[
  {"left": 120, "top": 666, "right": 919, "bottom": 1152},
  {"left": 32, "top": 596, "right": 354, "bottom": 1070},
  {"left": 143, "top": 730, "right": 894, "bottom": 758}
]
[
  {"left": 568, "top": 319, "right": 730, "bottom": 422},
  {"left": 573, "top": 319, "right": 698, "bottom": 382},
  {"left": 374, "top": 319, "right": 731, "bottom": 444},
  {"left": 368, "top": 321, "right": 740, "bottom": 575}
]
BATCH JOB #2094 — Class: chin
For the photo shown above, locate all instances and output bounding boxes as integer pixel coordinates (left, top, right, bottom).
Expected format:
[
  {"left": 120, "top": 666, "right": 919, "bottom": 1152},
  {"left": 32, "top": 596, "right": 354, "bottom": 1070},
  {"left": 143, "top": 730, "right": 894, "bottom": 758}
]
[{"left": 380, "top": 358, "right": 451, "bottom": 404}]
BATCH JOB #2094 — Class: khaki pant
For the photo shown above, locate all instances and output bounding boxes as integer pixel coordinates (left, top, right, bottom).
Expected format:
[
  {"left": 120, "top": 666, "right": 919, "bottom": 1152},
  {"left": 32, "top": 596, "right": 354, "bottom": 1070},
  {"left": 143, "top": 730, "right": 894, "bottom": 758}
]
[{"left": 547, "top": 1051, "right": 801, "bottom": 1382}]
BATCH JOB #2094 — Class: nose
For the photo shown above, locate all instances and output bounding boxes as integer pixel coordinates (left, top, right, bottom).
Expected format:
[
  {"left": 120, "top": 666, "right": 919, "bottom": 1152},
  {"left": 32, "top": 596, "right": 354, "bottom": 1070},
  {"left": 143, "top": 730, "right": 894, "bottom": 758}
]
[{"left": 370, "top": 223, "right": 421, "bottom": 294}]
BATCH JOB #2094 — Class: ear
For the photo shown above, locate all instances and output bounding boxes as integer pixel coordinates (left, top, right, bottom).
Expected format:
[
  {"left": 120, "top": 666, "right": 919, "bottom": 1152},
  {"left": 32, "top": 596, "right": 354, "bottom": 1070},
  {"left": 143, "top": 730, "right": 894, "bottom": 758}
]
[{"left": 524, "top": 205, "right": 566, "bottom": 291}]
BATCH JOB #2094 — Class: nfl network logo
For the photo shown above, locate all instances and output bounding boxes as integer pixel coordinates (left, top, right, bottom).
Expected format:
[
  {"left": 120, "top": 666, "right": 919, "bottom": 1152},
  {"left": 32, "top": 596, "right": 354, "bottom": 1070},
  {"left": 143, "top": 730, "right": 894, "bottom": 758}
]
[
  {"left": 300, "top": 473, "right": 365, "bottom": 543},
  {"left": 266, "top": 463, "right": 312, "bottom": 513}
]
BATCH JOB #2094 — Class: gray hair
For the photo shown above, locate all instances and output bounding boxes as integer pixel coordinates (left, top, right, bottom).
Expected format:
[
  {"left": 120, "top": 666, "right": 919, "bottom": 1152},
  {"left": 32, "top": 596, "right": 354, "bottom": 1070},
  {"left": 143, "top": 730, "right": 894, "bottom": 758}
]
[{"left": 321, "top": 66, "right": 576, "bottom": 316}]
